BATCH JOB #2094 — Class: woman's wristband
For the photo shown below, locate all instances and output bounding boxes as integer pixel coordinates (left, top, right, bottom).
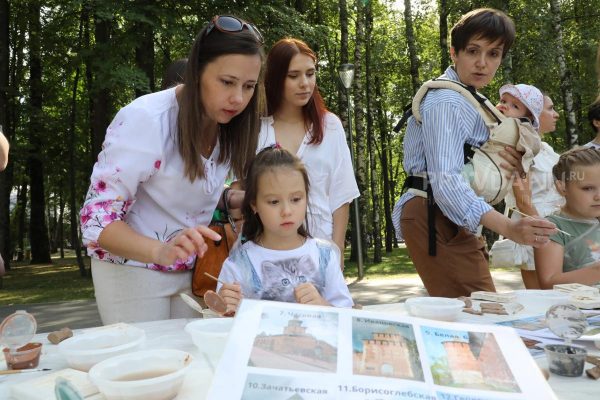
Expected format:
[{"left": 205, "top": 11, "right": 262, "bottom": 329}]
[{"left": 221, "top": 187, "right": 231, "bottom": 212}]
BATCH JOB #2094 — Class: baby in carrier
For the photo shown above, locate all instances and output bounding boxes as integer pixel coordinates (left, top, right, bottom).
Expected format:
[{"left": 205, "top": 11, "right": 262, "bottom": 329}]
[
  {"left": 496, "top": 84, "right": 543, "bottom": 133},
  {"left": 461, "top": 83, "right": 543, "bottom": 204}
]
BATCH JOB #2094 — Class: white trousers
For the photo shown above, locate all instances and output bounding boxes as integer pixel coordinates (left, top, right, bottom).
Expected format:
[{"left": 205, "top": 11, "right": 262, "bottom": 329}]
[{"left": 91, "top": 259, "right": 200, "bottom": 325}]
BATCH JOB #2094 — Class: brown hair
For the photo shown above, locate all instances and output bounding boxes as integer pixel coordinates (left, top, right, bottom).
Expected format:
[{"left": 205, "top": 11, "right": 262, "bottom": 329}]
[
  {"left": 178, "top": 20, "right": 264, "bottom": 181},
  {"left": 242, "top": 146, "right": 310, "bottom": 242},
  {"left": 450, "top": 8, "right": 515, "bottom": 59},
  {"left": 265, "top": 38, "right": 327, "bottom": 144},
  {"left": 553, "top": 147, "right": 600, "bottom": 182}
]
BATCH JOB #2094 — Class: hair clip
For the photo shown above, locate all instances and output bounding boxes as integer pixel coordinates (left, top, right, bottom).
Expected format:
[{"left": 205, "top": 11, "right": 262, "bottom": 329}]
[{"left": 273, "top": 142, "right": 282, "bottom": 149}]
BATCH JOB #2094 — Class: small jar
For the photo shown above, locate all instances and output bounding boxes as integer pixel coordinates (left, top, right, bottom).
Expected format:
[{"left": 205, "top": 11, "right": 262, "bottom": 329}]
[
  {"left": 545, "top": 344, "right": 587, "bottom": 377},
  {"left": 3, "top": 342, "right": 43, "bottom": 369}
]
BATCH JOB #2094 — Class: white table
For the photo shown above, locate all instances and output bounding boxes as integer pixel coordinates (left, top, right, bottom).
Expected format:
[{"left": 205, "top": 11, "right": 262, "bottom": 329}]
[
  {"left": 2, "top": 296, "right": 600, "bottom": 400},
  {"left": 364, "top": 301, "right": 600, "bottom": 400},
  {"left": 0, "top": 318, "right": 214, "bottom": 399}
]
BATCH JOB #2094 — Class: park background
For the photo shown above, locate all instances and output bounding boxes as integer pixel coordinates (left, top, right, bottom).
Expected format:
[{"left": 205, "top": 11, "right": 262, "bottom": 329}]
[{"left": 0, "top": 0, "right": 599, "bottom": 305}]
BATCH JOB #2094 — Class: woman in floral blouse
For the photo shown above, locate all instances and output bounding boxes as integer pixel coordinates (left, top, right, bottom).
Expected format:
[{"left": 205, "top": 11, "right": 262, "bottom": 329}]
[{"left": 80, "top": 16, "right": 264, "bottom": 324}]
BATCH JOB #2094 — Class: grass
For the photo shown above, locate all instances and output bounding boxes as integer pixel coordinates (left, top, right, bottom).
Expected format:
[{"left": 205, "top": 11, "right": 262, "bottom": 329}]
[
  {"left": 0, "top": 252, "right": 95, "bottom": 306},
  {"left": 343, "top": 245, "right": 416, "bottom": 280},
  {"left": 0, "top": 246, "right": 417, "bottom": 306}
]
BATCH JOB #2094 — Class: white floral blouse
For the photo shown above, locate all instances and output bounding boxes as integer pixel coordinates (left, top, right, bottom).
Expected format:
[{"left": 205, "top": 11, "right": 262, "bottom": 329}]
[{"left": 80, "top": 88, "right": 229, "bottom": 271}]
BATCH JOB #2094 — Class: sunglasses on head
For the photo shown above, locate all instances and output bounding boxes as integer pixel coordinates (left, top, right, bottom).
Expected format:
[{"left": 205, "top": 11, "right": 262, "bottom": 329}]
[{"left": 205, "top": 15, "right": 264, "bottom": 44}]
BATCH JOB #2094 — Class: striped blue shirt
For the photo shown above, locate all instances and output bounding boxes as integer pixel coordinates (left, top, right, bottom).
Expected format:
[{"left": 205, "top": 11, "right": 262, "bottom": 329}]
[{"left": 392, "top": 67, "right": 493, "bottom": 239}]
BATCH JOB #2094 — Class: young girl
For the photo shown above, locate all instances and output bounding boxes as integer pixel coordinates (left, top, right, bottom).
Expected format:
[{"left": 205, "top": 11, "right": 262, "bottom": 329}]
[
  {"left": 80, "top": 15, "right": 264, "bottom": 324},
  {"left": 535, "top": 147, "right": 600, "bottom": 288},
  {"left": 258, "top": 38, "right": 359, "bottom": 266},
  {"left": 217, "top": 147, "right": 354, "bottom": 313}
]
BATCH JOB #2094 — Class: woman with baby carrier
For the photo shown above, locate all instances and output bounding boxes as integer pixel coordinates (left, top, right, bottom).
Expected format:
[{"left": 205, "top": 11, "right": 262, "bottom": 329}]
[{"left": 392, "top": 8, "right": 557, "bottom": 298}]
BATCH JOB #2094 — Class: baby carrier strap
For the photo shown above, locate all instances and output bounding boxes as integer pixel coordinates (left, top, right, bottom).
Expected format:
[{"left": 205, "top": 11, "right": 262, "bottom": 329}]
[{"left": 412, "top": 78, "right": 505, "bottom": 128}]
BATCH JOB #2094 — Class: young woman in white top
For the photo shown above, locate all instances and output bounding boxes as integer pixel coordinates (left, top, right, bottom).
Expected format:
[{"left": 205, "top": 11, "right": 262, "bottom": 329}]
[
  {"left": 257, "top": 38, "right": 359, "bottom": 267},
  {"left": 509, "top": 94, "right": 564, "bottom": 288},
  {"left": 80, "top": 16, "right": 264, "bottom": 324}
]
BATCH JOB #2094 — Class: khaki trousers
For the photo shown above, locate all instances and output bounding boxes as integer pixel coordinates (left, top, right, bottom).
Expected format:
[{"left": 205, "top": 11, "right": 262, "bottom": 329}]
[
  {"left": 92, "top": 259, "right": 201, "bottom": 325},
  {"left": 400, "top": 197, "right": 496, "bottom": 298}
]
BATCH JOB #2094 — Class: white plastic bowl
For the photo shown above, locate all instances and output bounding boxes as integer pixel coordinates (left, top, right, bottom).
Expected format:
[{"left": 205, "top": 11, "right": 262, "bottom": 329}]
[
  {"left": 185, "top": 318, "right": 233, "bottom": 363},
  {"left": 88, "top": 349, "right": 193, "bottom": 400},
  {"left": 58, "top": 324, "right": 145, "bottom": 371},
  {"left": 405, "top": 297, "right": 465, "bottom": 321}
]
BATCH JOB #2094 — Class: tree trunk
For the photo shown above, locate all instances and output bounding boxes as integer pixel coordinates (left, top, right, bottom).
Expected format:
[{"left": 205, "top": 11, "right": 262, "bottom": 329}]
[
  {"left": 90, "top": 5, "right": 111, "bottom": 165},
  {"left": 438, "top": 0, "right": 450, "bottom": 73},
  {"left": 375, "top": 77, "right": 394, "bottom": 253},
  {"left": 499, "top": 0, "right": 513, "bottom": 83},
  {"left": 404, "top": 0, "right": 420, "bottom": 94},
  {"left": 0, "top": 0, "right": 11, "bottom": 269},
  {"left": 338, "top": 0, "right": 349, "bottom": 65},
  {"left": 549, "top": 0, "right": 577, "bottom": 147},
  {"left": 365, "top": 0, "right": 381, "bottom": 262},
  {"left": 134, "top": 0, "right": 155, "bottom": 97},
  {"left": 352, "top": 0, "right": 367, "bottom": 263},
  {"left": 58, "top": 184, "right": 65, "bottom": 259},
  {"left": 70, "top": 6, "right": 88, "bottom": 277},
  {"left": 16, "top": 182, "right": 27, "bottom": 261},
  {"left": 27, "top": 0, "right": 51, "bottom": 264}
]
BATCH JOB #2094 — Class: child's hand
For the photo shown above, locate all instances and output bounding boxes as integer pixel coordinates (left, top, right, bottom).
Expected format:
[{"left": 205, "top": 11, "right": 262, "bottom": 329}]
[
  {"left": 294, "top": 283, "right": 329, "bottom": 306},
  {"left": 512, "top": 174, "right": 533, "bottom": 212},
  {"left": 218, "top": 282, "right": 242, "bottom": 315}
]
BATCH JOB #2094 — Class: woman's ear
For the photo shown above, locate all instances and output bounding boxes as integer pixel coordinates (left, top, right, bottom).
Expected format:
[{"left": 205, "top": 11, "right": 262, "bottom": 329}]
[
  {"left": 251, "top": 203, "right": 257, "bottom": 214},
  {"left": 450, "top": 47, "right": 457, "bottom": 62},
  {"left": 555, "top": 179, "right": 567, "bottom": 196}
]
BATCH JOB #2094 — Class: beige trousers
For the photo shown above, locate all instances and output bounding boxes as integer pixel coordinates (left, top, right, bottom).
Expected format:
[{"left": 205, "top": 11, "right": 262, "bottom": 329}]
[{"left": 91, "top": 259, "right": 201, "bottom": 325}]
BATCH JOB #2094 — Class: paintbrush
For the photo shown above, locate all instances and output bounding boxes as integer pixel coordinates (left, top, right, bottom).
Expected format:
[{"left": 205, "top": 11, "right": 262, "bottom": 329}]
[
  {"left": 510, "top": 208, "right": 572, "bottom": 236},
  {"left": 0, "top": 368, "right": 51, "bottom": 375},
  {"left": 203, "top": 272, "right": 227, "bottom": 285}
]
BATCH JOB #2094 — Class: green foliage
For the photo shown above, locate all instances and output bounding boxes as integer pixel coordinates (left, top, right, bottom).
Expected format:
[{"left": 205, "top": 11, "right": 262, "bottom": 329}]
[{"left": 3, "top": 0, "right": 600, "bottom": 271}]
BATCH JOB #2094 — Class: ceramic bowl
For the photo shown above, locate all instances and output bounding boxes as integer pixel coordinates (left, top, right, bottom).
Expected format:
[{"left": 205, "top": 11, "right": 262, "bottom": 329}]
[
  {"left": 185, "top": 318, "right": 233, "bottom": 363},
  {"left": 88, "top": 349, "right": 193, "bottom": 400},
  {"left": 58, "top": 324, "right": 145, "bottom": 371},
  {"left": 405, "top": 297, "right": 465, "bottom": 322}
]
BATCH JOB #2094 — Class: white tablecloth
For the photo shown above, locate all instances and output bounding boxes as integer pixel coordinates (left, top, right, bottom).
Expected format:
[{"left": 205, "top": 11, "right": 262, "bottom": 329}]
[
  {"left": 2, "top": 295, "right": 600, "bottom": 399},
  {"left": 363, "top": 301, "right": 600, "bottom": 400},
  {"left": 0, "top": 319, "right": 214, "bottom": 399}
]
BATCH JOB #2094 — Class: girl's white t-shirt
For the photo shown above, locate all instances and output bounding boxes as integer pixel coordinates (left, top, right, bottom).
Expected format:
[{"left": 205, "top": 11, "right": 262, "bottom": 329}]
[
  {"left": 257, "top": 112, "right": 360, "bottom": 240},
  {"left": 80, "top": 87, "right": 229, "bottom": 271},
  {"left": 217, "top": 239, "right": 354, "bottom": 308}
]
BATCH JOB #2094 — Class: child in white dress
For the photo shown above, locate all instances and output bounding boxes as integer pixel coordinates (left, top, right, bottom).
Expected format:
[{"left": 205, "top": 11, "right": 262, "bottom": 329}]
[
  {"left": 217, "top": 146, "right": 354, "bottom": 314},
  {"left": 500, "top": 93, "right": 564, "bottom": 289}
]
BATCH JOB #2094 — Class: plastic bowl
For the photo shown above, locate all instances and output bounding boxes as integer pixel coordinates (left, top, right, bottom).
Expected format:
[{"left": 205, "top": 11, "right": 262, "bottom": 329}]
[
  {"left": 405, "top": 297, "right": 465, "bottom": 322},
  {"left": 88, "top": 349, "right": 193, "bottom": 400},
  {"left": 58, "top": 324, "right": 145, "bottom": 371},
  {"left": 185, "top": 318, "right": 233, "bottom": 363}
]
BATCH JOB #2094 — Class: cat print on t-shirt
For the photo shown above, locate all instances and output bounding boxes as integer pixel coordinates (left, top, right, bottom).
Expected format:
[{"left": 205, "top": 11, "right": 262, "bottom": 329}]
[{"left": 260, "top": 255, "right": 324, "bottom": 302}]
